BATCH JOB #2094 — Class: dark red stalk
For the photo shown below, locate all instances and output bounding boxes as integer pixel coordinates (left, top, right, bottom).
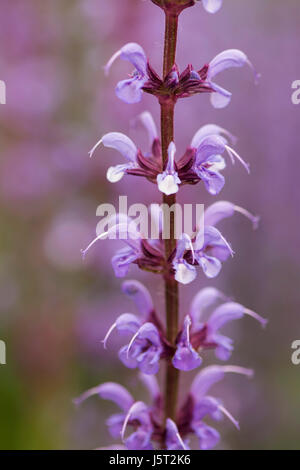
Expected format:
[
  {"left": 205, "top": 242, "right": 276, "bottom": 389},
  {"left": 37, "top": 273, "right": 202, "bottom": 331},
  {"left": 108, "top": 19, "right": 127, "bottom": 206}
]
[{"left": 160, "top": 9, "right": 180, "bottom": 425}]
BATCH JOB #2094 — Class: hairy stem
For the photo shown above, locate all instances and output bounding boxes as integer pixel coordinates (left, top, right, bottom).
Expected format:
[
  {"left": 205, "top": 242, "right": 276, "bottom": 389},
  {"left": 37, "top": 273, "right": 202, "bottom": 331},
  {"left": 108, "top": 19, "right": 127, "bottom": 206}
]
[{"left": 161, "top": 9, "right": 180, "bottom": 425}]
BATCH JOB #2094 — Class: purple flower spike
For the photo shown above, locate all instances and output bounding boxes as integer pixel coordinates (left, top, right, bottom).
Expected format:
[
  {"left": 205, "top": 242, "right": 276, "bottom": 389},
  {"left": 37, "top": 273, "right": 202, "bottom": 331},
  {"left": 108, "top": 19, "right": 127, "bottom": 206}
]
[
  {"left": 157, "top": 142, "right": 181, "bottom": 195},
  {"left": 201, "top": 0, "right": 223, "bottom": 14},
  {"left": 173, "top": 316, "right": 202, "bottom": 371},
  {"left": 208, "top": 49, "right": 257, "bottom": 108},
  {"left": 166, "top": 419, "right": 189, "bottom": 450},
  {"left": 104, "top": 43, "right": 148, "bottom": 104}
]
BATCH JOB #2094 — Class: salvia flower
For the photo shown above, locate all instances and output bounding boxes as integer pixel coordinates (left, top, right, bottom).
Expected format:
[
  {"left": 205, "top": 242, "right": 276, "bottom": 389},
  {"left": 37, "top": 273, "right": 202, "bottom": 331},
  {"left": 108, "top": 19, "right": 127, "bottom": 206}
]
[
  {"left": 104, "top": 43, "right": 256, "bottom": 107},
  {"left": 74, "top": 365, "right": 252, "bottom": 450},
  {"left": 186, "top": 123, "right": 249, "bottom": 195},
  {"left": 172, "top": 287, "right": 267, "bottom": 370},
  {"left": 177, "top": 365, "right": 253, "bottom": 449},
  {"left": 104, "top": 43, "right": 149, "bottom": 104},
  {"left": 172, "top": 200, "right": 259, "bottom": 284},
  {"left": 74, "top": 374, "right": 159, "bottom": 450},
  {"left": 89, "top": 114, "right": 248, "bottom": 197},
  {"left": 102, "top": 280, "right": 171, "bottom": 375},
  {"left": 81, "top": 214, "right": 165, "bottom": 277}
]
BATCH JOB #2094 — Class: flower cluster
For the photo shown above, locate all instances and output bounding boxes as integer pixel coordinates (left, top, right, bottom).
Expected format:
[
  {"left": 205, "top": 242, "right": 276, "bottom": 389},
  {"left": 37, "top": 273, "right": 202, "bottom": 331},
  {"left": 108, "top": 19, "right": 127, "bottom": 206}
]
[
  {"left": 74, "top": 365, "right": 253, "bottom": 450},
  {"left": 102, "top": 282, "right": 266, "bottom": 374},
  {"left": 77, "top": 0, "right": 265, "bottom": 450},
  {"left": 104, "top": 42, "right": 257, "bottom": 107}
]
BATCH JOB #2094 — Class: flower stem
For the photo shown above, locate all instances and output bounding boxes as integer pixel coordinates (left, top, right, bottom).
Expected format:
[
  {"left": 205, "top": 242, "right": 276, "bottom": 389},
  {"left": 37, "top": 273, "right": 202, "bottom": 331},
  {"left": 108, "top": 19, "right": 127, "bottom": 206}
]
[{"left": 161, "top": 9, "right": 180, "bottom": 424}]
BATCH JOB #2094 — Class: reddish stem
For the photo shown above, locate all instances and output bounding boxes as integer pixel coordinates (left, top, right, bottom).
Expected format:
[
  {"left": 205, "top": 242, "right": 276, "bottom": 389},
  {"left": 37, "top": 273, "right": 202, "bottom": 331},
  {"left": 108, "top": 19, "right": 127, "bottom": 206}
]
[{"left": 160, "top": 10, "right": 180, "bottom": 425}]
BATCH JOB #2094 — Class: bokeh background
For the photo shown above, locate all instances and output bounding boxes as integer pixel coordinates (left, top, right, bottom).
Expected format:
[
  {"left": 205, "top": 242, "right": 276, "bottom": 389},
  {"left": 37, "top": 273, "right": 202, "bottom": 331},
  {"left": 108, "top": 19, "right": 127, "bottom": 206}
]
[{"left": 0, "top": 0, "right": 300, "bottom": 450}]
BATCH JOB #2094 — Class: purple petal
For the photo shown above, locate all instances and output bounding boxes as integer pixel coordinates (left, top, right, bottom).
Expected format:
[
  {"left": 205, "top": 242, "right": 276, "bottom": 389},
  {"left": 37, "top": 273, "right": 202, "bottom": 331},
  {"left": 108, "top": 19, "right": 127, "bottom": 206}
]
[
  {"left": 190, "top": 365, "right": 253, "bottom": 401},
  {"left": 205, "top": 201, "right": 235, "bottom": 226},
  {"left": 121, "top": 401, "right": 152, "bottom": 446},
  {"left": 122, "top": 280, "right": 154, "bottom": 318},
  {"left": 192, "top": 422, "right": 220, "bottom": 450},
  {"left": 89, "top": 132, "right": 137, "bottom": 161},
  {"left": 191, "top": 124, "right": 235, "bottom": 149},
  {"left": 172, "top": 316, "right": 202, "bottom": 371},
  {"left": 119, "top": 43, "right": 147, "bottom": 75},
  {"left": 196, "top": 166, "right": 225, "bottom": 196},
  {"left": 137, "top": 111, "right": 158, "bottom": 147},
  {"left": 137, "top": 349, "right": 161, "bottom": 375},
  {"left": 104, "top": 43, "right": 147, "bottom": 76},
  {"left": 166, "top": 419, "right": 189, "bottom": 450},
  {"left": 126, "top": 323, "right": 162, "bottom": 375},
  {"left": 106, "top": 413, "right": 126, "bottom": 439},
  {"left": 119, "top": 344, "right": 139, "bottom": 369},
  {"left": 208, "top": 49, "right": 250, "bottom": 80},
  {"left": 102, "top": 313, "right": 141, "bottom": 349},
  {"left": 195, "top": 135, "right": 226, "bottom": 163},
  {"left": 202, "top": 0, "right": 223, "bottom": 14},
  {"left": 205, "top": 200, "right": 259, "bottom": 229},
  {"left": 116, "top": 76, "right": 146, "bottom": 104},
  {"left": 73, "top": 382, "right": 134, "bottom": 411},
  {"left": 210, "top": 84, "right": 232, "bottom": 109},
  {"left": 139, "top": 373, "right": 161, "bottom": 403},
  {"left": 112, "top": 247, "right": 139, "bottom": 278},
  {"left": 214, "top": 334, "right": 234, "bottom": 360},
  {"left": 201, "top": 226, "right": 233, "bottom": 260},
  {"left": 197, "top": 254, "right": 222, "bottom": 278},
  {"left": 190, "top": 287, "right": 226, "bottom": 325},
  {"left": 208, "top": 79, "right": 229, "bottom": 100},
  {"left": 209, "top": 302, "right": 268, "bottom": 331},
  {"left": 125, "top": 430, "right": 153, "bottom": 450}
]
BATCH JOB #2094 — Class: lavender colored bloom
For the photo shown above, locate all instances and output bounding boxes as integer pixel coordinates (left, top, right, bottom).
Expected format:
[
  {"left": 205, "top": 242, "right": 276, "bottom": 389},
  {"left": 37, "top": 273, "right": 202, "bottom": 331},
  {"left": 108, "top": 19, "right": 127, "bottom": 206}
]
[
  {"left": 81, "top": 215, "right": 165, "bottom": 278},
  {"left": 177, "top": 365, "right": 253, "bottom": 449},
  {"left": 172, "top": 200, "right": 259, "bottom": 284},
  {"left": 89, "top": 115, "right": 251, "bottom": 196},
  {"left": 102, "top": 280, "right": 168, "bottom": 375},
  {"left": 207, "top": 49, "right": 258, "bottom": 108},
  {"left": 173, "top": 227, "right": 233, "bottom": 284},
  {"left": 192, "top": 126, "right": 249, "bottom": 195},
  {"left": 119, "top": 322, "right": 163, "bottom": 375},
  {"left": 74, "top": 376, "right": 157, "bottom": 449},
  {"left": 172, "top": 287, "right": 267, "bottom": 369},
  {"left": 104, "top": 43, "right": 148, "bottom": 104}
]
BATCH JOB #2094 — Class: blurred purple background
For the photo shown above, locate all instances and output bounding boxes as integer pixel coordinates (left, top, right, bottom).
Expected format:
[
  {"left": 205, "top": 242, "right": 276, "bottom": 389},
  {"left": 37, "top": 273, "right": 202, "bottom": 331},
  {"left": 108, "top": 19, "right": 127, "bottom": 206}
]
[{"left": 0, "top": 0, "right": 300, "bottom": 449}]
